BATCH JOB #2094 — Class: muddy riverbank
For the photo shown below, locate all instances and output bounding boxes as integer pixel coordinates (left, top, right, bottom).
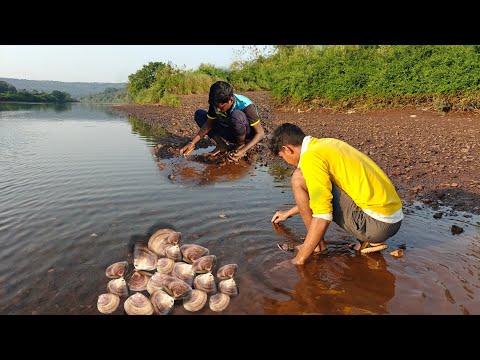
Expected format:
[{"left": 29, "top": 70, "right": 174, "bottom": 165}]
[{"left": 114, "top": 91, "right": 480, "bottom": 215}]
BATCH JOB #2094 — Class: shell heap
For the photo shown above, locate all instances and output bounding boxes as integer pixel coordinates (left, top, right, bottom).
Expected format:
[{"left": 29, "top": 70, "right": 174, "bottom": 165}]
[{"left": 96, "top": 228, "right": 238, "bottom": 315}]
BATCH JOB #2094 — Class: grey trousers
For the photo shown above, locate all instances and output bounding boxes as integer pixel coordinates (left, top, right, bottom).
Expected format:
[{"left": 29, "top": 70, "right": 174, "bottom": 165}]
[{"left": 331, "top": 184, "right": 402, "bottom": 243}]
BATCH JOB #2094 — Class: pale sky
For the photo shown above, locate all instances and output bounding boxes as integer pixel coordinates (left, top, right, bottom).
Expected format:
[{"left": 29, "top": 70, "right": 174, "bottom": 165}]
[{"left": 0, "top": 45, "right": 272, "bottom": 83}]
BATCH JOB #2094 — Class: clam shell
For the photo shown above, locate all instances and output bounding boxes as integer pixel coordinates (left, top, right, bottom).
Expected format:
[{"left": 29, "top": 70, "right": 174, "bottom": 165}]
[
  {"left": 97, "top": 293, "right": 120, "bottom": 314},
  {"left": 193, "top": 272, "right": 217, "bottom": 294},
  {"left": 156, "top": 257, "right": 175, "bottom": 275},
  {"left": 155, "top": 243, "right": 174, "bottom": 257},
  {"left": 165, "top": 244, "right": 182, "bottom": 261},
  {"left": 107, "top": 277, "right": 129, "bottom": 297},
  {"left": 150, "top": 290, "right": 175, "bottom": 315},
  {"left": 148, "top": 229, "right": 182, "bottom": 255},
  {"left": 124, "top": 292, "right": 154, "bottom": 315},
  {"left": 171, "top": 262, "right": 195, "bottom": 286},
  {"left": 146, "top": 273, "right": 164, "bottom": 295},
  {"left": 191, "top": 255, "right": 217, "bottom": 274},
  {"left": 217, "top": 264, "right": 238, "bottom": 280},
  {"left": 162, "top": 277, "right": 192, "bottom": 300},
  {"left": 183, "top": 289, "right": 208, "bottom": 312},
  {"left": 105, "top": 261, "right": 129, "bottom": 278},
  {"left": 209, "top": 292, "right": 230, "bottom": 312},
  {"left": 219, "top": 278, "right": 239, "bottom": 297},
  {"left": 128, "top": 270, "right": 152, "bottom": 292},
  {"left": 133, "top": 242, "right": 158, "bottom": 271},
  {"left": 150, "top": 272, "right": 173, "bottom": 287},
  {"left": 164, "top": 231, "right": 181, "bottom": 245},
  {"left": 180, "top": 244, "right": 210, "bottom": 263}
]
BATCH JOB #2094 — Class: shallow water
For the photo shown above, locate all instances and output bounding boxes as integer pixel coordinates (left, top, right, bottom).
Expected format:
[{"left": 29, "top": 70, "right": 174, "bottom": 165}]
[{"left": 1, "top": 102, "right": 479, "bottom": 315}]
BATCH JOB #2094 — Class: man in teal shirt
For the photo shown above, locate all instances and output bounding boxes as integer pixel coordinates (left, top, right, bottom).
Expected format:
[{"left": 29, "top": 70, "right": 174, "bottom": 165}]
[{"left": 180, "top": 81, "right": 265, "bottom": 162}]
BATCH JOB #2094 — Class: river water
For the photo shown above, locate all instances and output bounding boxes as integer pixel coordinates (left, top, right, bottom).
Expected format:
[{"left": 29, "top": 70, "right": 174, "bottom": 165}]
[{"left": 1, "top": 102, "right": 479, "bottom": 315}]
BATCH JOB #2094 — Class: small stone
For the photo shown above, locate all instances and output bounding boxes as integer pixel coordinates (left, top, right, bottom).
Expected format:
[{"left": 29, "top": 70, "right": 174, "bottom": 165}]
[
  {"left": 451, "top": 225, "right": 464, "bottom": 235},
  {"left": 390, "top": 249, "right": 404, "bottom": 258},
  {"left": 433, "top": 212, "right": 443, "bottom": 219}
]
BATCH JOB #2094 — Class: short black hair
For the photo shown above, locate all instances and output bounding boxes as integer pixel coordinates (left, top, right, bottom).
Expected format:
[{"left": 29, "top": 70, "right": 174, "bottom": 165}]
[
  {"left": 209, "top": 81, "right": 234, "bottom": 105},
  {"left": 269, "top": 123, "right": 306, "bottom": 155}
]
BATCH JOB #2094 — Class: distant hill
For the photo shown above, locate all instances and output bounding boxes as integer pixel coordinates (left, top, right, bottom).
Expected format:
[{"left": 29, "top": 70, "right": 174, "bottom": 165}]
[{"left": 0, "top": 77, "right": 127, "bottom": 98}]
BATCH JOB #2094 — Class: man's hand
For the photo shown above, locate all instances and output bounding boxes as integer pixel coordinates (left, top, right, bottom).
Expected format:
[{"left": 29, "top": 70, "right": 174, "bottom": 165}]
[
  {"left": 180, "top": 142, "right": 195, "bottom": 157},
  {"left": 271, "top": 210, "right": 292, "bottom": 224},
  {"left": 227, "top": 149, "right": 245, "bottom": 162}
]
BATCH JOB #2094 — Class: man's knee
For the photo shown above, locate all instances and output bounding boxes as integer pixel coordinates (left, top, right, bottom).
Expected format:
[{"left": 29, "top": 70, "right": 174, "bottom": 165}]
[
  {"left": 229, "top": 110, "right": 249, "bottom": 139},
  {"left": 194, "top": 109, "right": 208, "bottom": 128},
  {"left": 231, "top": 109, "right": 247, "bottom": 122}
]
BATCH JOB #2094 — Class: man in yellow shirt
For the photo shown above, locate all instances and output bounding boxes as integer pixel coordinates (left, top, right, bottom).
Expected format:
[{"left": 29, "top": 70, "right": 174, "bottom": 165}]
[{"left": 270, "top": 123, "right": 403, "bottom": 265}]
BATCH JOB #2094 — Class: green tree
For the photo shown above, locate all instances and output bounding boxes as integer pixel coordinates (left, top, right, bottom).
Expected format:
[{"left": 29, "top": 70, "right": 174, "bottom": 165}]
[
  {"left": 128, "top": 62, "right": 171, "bottom": 96},
  {"left": 0, "top": 81, "right": 17, "bottom": 93}
]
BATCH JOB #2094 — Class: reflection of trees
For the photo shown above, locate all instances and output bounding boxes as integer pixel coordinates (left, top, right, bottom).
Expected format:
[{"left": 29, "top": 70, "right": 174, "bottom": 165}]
[
  {"left": 264, "top": 245, "right": 396, "bottom": 315},
  {"left": 128, "top": 116, "right": 170, "bottom": 140},
  {"left": 0, "top": 102, "right": 71, "bottom": 112},
  {"left": 52, "top": 102, "right": 71, "bottom": 113}
]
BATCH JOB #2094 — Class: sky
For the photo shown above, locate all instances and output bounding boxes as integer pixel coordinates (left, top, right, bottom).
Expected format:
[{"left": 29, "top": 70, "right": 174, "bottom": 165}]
[{"left": 0, "top": 45, "right": 271, "bottom": 83}]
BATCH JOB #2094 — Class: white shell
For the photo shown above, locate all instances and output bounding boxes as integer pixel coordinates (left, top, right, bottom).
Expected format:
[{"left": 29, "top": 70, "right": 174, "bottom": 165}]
[
  {"left": 150, "top": 290, "right": 175, "bottom": 315},
  {"left": 105, "top": 261, "right": 129, "bottom": 278},
  {"left": 156, "top": 257, "right": 175, "bottom": 274},
  {"left": 133, "top": 242, "right": 158, "bottom": 271},
  {"left": 107, "top": 277, "right": 129, "bottom": 297},
  {"left": 183, "top": 289, "right": 208, "bottom": 312},
  {"left": 219, "top": 278, "right": 239, "bottom": 297},
  {"left": 171, "top": 262, "right": 195, "bottom": 286},
  {"left": 193, "top": 273, "right": 217, "bottom": 294},
  {"left": 209, "top": 293, "right": 230, "bottom": 312},
  {"left": 97, "top": 293, "right": 120, "bottom": 314},
  {"left": 124, "top": 293, "right": 154, "bottom": 315}
]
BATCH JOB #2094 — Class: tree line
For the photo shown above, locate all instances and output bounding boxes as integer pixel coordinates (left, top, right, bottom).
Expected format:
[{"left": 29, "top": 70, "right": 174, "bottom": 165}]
[
  {"left": 0, "top": 81, "right": 76, "bottom": 103},
  {"left": 126, "top": 45, "right": 480, "bottom": 112}
]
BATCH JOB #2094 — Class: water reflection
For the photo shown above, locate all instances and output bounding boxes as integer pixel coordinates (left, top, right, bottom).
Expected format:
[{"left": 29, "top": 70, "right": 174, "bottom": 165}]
[
  {"left": 0, "top": 102, "right": 72, "bottom": 112},
  {"left": 128, "top": 116, "right": 169, "bottom": 141},
  {"left": 264, "top": 223, "right": 396, "bottom": 315},
  {"left": 165, "top": 155, "right": 253, "bottom": 186}
]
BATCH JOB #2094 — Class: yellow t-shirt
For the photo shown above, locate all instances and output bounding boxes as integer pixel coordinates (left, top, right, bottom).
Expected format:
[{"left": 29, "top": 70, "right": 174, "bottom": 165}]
[{"left": 299, "top": 136, "right": 403, "bottom": 223}]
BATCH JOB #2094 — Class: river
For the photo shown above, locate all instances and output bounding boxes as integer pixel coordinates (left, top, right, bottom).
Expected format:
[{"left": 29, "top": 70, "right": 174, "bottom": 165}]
[{"left": 1, "top": 102, "right": 479, "bottom": 315}]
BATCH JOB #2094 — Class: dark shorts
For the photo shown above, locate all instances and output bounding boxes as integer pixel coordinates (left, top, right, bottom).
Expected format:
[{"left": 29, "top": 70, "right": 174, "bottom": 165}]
[
  {"left": 331, "top": 184, "right": 402, "bottom": 243},
  {"left": 195, "top": 109, "right": 252, "bottom": 144}
]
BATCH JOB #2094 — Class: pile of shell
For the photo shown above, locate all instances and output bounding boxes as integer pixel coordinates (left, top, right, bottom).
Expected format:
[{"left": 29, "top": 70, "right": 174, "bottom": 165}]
[{"left": 97, "top": 228, "right": 238, "bottom": 315}]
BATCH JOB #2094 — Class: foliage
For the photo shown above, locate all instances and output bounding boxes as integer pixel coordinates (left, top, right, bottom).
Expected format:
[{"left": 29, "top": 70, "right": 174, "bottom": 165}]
[
  {"left": 128, "top": 62, "right": 173, "bottom": 96},
  {"left": 0, "top": 81, "right": 17, "bottom": 93},
  {"left": 81, "top": 86, "right": 132, "bottom": 103},
  {"left": 159, "top": 93, "right": 181, "bottom": 107},
  {"left": 196, "top": 63, "right": 229, "bottom": 80},
  {"left": 126, "top": 45, "right": 480, "bottom": 111},
  {"left": 0, "top": 87, "right": 76, "bottom": 103}
]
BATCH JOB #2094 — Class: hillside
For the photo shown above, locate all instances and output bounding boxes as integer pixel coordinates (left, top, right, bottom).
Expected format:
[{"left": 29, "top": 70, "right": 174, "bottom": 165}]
[{"left": 0, "top": 77, "right": 126, "bottom": 98}]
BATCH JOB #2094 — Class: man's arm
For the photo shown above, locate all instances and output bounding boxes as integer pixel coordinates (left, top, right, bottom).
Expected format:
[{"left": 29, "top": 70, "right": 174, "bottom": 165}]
[
  {"left": 291, "top": 217, "right": 331, "bottom": 265},
  {"left": 228, "top": 122, "right": 265, "bottom": 161},
  {"left": 180, "top": 118, "right": 215, "bottom": 155}
]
